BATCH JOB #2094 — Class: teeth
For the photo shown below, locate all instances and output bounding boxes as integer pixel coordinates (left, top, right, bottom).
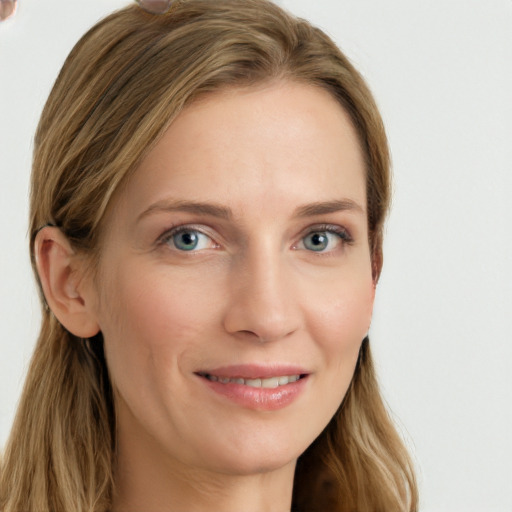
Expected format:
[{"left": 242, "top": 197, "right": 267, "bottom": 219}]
[
  {"left": 204, "top": 374, "right": 302, "bottom": 387},
  {"left": 261, "top": 377, "right": 279, "bottom": 388}
]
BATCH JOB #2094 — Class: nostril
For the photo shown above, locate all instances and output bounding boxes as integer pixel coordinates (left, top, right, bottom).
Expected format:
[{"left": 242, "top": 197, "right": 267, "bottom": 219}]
[{"left": 237, "top": 330, "right": 267, "bottom": 343}]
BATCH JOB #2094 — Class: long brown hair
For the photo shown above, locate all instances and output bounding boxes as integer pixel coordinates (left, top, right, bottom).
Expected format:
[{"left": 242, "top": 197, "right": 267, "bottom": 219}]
[{"left": 0, "top": 1, "right": 417, "bottom": 510}]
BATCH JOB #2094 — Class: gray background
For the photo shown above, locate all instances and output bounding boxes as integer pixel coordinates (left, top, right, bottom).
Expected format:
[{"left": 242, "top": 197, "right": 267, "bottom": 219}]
[{"left": 1, "top": 1, "right": 511, "bottom": 510}]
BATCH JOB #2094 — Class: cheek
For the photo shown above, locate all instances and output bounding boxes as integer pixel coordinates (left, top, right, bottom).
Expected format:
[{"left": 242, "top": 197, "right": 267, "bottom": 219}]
[
  {"left": 306, "top": 271, "right": 374, "bottom": 348},
  {"left": 304, "top": 270, "right": 374, "bottom": 384},
  {"left": 96, "top": 264, "right": 218, "bottom": 397},
  {"left": 100, "top": 261, "right": 217, "bottom": 340},
  {"left": 295, "top": 271, "right": 374, "bottom": 438}
]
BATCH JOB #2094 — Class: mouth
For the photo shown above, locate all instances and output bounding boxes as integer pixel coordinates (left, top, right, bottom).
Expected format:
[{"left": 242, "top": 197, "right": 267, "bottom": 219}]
[
  {"left": 194, "top": 366, "right": 309, "bottom": 410},
  {"left": 197, "top": 372, "right": 306, "bottom": 388}
]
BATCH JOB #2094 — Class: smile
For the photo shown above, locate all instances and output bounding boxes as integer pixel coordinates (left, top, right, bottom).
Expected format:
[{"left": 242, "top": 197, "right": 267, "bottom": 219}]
[
  {"left": 195, "top": 366, "right": 309, "bottom": 411},
  {"left": 199, "top": 373, "right": 302, "bottom": 388}
]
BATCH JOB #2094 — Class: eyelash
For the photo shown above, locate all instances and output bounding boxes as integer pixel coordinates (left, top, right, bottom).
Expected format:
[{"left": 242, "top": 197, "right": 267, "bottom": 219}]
[{"left": 157, "top": 223, "right": 353, "bottom": 253}]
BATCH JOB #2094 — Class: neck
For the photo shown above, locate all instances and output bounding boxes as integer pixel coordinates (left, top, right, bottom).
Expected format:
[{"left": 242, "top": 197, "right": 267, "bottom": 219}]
[
  {"left": 113, "top": 452, "right": 296, "bottom": 512},
  {"left": 114, "top": 467, "right": 295, "bottom": 512}
]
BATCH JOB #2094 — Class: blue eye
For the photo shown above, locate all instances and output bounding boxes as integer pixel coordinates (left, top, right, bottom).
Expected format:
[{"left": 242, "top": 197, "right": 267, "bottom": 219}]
[
  {"left": 300, "top": 229, "right": 349, "bottom": 252},
  {"left": 167, "top": 229, "right": 214, "bottom": 251}
]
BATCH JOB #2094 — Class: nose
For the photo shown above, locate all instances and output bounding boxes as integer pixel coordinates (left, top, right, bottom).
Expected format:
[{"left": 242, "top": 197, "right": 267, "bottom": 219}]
[{"left": 222, "top": 248, "right": 300, "bottom": 344}]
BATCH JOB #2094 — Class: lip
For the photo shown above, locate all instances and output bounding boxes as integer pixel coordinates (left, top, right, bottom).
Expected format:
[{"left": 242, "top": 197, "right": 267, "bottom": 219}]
[
  {"left": 195, "top": 364, "right": 310, "bottom": 411},
  {"left": 197, "top": 364, "right": 309, "bottom": 380}
]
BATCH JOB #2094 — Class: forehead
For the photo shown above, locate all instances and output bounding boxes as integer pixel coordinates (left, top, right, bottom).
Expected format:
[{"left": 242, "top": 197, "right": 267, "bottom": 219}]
[{"left": 115, "top": 80, "right": 367, "bottom": 223}]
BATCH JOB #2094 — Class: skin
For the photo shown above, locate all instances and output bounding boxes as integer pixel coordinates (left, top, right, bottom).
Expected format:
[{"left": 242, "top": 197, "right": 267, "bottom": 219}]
[
  {"left": 0, "top": 0, "right": 16, "bottom": 22},
  {"left": 37, "top": 80, "right": 376, "bottom": 512}
]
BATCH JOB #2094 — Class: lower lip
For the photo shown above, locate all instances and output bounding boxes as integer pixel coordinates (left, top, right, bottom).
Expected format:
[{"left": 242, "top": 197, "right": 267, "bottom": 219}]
[{"left": 198, "top": 375, "right": 309, "bottom": 411}]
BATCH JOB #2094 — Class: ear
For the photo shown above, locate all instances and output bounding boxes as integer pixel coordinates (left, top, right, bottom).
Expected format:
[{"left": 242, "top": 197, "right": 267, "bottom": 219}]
[{"left": 34, "top": 226, "right": 100, "bottom": 338}]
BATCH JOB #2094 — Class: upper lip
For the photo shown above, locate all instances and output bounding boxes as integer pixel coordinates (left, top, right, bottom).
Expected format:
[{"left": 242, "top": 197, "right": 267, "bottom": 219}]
[{"left": 196, "top": 364, "right": 309, "bottom": 380}]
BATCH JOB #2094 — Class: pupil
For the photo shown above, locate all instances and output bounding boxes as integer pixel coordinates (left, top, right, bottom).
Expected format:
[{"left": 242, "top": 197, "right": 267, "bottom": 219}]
[
  {"left": 307, "top": 232, "right": 328, "bottom": 251},
  {"left": 312, "top": 233, "right": 325, "bottom": 246},
  {"left": 181, "top": 233, "right": 195, "bottom": 245}
]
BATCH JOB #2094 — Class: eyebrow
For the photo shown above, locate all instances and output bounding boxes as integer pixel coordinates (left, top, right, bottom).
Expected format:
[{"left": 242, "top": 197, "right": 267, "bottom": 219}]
[
  {"left": 294, "top": 199, "right": 365, "bottom": 217},
  {"left": 137, "top": 199, "right": 232, "bottom": 223},
  {"left": 137, "top": 198, "right": 364, "bottom": 223}
]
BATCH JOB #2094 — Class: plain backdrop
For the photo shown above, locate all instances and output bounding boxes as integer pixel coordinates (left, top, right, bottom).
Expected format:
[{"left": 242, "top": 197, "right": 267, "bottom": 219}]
[{"left": 1, "top": 1, "right": 511, "bottom": 510}]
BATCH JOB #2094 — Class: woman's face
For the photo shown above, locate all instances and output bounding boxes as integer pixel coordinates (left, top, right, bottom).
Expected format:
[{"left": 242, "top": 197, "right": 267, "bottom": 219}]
[{"left": 88, "top": 80, "right": 375, "bottom": 478}]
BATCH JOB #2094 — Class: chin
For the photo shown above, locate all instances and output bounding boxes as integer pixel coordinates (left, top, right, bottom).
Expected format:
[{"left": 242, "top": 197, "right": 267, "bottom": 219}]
[
  {"left": 190, "top": 426, "right": 312, "bottom": 477},
  {"left": 208, "top": 450, "right": 300, "bottom": 477}
]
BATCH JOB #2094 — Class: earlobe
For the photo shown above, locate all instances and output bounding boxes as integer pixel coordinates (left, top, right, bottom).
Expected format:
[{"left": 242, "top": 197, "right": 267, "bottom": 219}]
[{"left": 34, "top": 226, "right": 100, "bottom": 338}]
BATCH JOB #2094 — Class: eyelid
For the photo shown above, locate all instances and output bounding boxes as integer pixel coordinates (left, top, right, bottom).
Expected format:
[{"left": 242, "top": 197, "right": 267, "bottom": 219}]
[
  {"left": 306, "top": 223, "right": 352, "bottom": 237},
  {"left": 302, "top": 223, "right": 353, "bottom": 240}
]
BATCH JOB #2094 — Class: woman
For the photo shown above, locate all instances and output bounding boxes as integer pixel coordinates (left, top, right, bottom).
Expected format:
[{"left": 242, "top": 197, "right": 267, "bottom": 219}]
[{"left": 0, "top": 0, "right": 418, "bottom": 510}]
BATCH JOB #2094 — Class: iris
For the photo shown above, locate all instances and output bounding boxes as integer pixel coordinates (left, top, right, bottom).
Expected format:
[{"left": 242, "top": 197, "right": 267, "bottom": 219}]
[
  {"left": 173, "top": 231, "right": 200, "bottom": 251},
  {"left": 303, "top": 232, "right": 331, "bottom": 252}
]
